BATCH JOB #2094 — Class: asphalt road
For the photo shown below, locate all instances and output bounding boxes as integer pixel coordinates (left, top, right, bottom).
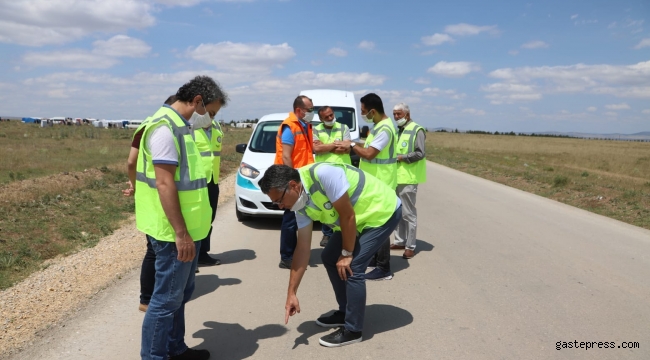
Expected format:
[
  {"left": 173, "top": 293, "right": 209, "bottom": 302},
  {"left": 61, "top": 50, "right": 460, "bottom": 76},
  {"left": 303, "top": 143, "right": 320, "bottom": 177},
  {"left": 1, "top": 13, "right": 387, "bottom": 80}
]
[{"left": 13, "top": 162, "right": 650, "bottom": 360}]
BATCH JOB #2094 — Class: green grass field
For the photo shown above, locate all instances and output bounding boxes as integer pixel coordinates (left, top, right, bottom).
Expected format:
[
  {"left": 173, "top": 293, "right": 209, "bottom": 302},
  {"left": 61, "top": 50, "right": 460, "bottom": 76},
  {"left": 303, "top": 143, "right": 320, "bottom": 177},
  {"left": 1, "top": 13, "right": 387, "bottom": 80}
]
[
  {"left": 0, "top": 121, "right": 251, "bottom": 289},
  {"left": 426, "top": 133, "right": 650, "bottom": 230}
]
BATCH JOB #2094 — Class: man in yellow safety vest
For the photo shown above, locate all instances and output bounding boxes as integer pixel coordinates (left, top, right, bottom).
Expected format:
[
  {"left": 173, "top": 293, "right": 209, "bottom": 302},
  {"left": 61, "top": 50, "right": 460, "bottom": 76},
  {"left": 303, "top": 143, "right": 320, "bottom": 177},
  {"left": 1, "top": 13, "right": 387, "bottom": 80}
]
[
  {"left": 136, "top": 75, "right": 228, "bottom": 360},
  {"left": 390, "top": 102, "right": 426, "bottom": 260},
  {"left": 312, "top": 105, "right": 351, "bottom": 247},
  {"left": 258, "top": 163, "right": 402, "bottom": 348}
]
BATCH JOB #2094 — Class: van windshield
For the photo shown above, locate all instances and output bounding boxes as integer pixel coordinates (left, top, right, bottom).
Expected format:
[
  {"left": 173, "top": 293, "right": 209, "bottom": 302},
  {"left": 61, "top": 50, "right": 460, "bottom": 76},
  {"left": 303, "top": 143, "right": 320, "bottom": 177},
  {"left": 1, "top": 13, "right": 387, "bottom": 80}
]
[
  {"left": 313, "top": 106, "right": 356, "bottom": 131},
  {"left": 249, "top": 121, "right": 282, "bottom": 153}
]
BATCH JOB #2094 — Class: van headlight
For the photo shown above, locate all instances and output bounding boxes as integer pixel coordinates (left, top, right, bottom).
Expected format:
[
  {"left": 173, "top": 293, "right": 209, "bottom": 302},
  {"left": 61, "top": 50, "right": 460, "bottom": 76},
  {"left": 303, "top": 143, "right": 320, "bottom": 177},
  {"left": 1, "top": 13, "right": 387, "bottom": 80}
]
[{"left": 239, "top": 162, "right": 260, "bottom": 179}]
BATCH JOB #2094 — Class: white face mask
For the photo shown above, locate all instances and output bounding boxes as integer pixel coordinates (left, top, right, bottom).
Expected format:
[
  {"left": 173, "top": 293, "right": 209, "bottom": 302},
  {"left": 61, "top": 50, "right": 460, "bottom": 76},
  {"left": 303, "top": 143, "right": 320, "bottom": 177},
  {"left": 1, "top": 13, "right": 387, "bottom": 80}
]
[
  {"left": 363, "top": 110, "right": 374, "bottom": 123},
  {"left": 396, "top": 117, "right": 408, "bottom": 127},
  {"left": 290, "top": 186, "right": 309, "bottom": 211},
  {"left": 190, "top": 100, "right": 213, "bottom": 128},
  {"left": 322, "top": 116, "right": 336, "bottom": 127},
  {"left": 302, "top": 111, "right": 314, "bottom": 123}
]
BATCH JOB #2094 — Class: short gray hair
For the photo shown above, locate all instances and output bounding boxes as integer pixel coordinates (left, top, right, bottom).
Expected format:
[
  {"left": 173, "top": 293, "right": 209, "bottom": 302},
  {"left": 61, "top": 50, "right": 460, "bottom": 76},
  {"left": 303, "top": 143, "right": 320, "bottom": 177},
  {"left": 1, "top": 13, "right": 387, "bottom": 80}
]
[{"left": 393, "top": 102, "right": 410, "bottom": 113}]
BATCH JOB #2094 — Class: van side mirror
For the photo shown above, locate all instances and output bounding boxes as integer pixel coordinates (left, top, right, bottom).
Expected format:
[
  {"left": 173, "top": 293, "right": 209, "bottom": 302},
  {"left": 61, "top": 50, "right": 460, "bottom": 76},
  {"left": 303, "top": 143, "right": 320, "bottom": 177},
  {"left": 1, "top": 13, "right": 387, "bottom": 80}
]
[
  {"left": 360, "top": 126, "right": 369, "bottom": 139},
  {"left": 236, "top": 144, "right": 247, "bottom": 154}
]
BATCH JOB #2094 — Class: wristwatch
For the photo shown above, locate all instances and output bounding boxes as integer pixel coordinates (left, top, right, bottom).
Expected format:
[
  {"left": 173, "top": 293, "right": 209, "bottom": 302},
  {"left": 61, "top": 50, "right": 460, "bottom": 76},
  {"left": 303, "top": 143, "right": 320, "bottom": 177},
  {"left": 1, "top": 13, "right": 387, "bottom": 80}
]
[
  {"left": 341, "top": 249, "right": 353, "bottom": 257},
  {"left": 350, "top": 142, "right": 356, "bottom": 149}
]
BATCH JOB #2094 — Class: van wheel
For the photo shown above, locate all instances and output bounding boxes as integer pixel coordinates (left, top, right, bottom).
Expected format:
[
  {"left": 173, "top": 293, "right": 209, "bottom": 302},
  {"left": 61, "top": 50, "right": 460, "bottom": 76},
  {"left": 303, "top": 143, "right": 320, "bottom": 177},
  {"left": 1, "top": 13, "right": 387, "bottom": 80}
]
[{"left": 236, "top": 205, "right": 251, "bottom": 222}]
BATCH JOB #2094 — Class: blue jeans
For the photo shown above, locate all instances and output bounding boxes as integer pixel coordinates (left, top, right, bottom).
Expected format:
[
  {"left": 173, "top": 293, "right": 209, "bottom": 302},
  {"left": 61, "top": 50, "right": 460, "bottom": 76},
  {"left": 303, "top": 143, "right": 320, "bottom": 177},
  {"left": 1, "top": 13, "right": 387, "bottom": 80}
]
[
  {"left": 141, "top": 235, "right": 200, "bottom": 360},
  {"left": 280, "top": 209, "right": 297, "bottom": 261},
  {"left": 322, "top": 223, "right": 333, "bottom": 237},
  {"left": 321, "top": 206, "right": 402, "bottom": 333}
]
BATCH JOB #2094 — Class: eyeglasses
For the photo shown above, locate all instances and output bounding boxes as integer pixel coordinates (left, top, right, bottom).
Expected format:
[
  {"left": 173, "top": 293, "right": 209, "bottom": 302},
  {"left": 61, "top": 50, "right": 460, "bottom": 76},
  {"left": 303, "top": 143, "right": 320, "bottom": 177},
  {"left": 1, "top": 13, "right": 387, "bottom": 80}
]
[{"left": 272, "top": 186, "right": 289, "bottom": 205}]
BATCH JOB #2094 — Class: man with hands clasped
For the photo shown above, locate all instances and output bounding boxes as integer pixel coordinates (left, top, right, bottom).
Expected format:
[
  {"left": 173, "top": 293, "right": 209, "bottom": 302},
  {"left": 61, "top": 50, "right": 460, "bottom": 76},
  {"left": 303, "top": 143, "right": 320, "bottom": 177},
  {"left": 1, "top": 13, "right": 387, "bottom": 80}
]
[{"left": 258, "top": 163, "right": 402, "bottom": 347}]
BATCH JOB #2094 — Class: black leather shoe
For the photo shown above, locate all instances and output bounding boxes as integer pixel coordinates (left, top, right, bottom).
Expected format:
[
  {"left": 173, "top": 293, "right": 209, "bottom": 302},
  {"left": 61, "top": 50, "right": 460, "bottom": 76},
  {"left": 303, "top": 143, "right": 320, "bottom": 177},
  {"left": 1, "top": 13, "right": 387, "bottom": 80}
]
[
  {"left": 198, "top": 254, "right": 221, "bottom": 266},
  {"left": 169, "top": 348, "right": 210, "bottom": 360},
  {"left": 319, "top": 327, "right": 362, "bottom": 347},
  {"left": 319, "top": 235, "right": 330, "bottom": 247},
  {"left": 278, "top": 259, "right": 292, "bottom": 269}
]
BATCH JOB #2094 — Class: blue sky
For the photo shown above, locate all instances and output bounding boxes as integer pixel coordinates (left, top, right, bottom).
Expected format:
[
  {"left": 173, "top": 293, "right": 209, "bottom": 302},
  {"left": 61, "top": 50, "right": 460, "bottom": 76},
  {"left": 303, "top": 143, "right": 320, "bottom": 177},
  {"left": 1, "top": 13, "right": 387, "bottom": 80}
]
[{"left": 0, "top": 0, "right": 648, "bottom": 133}]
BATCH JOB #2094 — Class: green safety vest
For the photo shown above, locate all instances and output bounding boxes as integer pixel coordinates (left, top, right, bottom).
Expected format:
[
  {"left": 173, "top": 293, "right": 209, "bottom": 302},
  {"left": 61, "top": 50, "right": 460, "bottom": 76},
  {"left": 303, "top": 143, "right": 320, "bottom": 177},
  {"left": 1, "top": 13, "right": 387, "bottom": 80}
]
[
  {"left": 132, "top": 117, "right": 151, "bottom": 139},
  {"left": 313, "top": 122, "right": 351, "bottom": 165},
  {"left": 396, "top": 121, "right": 427, "bottom": 184},
  {"left": 194, "top": 120, "right": 224, "bottom": 183},
  {"left": 298, "top": 163, "right": 398, "bottom": 233},
  {"left": 359, "top": 118, "right": 398, "bottom": 189},
  {"left": 135, "top": 106, "right": 211, "bottom": 242}
]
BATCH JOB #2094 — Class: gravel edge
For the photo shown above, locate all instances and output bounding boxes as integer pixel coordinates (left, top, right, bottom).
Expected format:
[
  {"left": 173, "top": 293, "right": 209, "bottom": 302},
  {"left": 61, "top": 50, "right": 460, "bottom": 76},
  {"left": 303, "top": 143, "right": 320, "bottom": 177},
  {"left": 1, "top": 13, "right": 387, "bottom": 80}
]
[{"left": 0, "top": 173, "right": 238, "bottom": 357}]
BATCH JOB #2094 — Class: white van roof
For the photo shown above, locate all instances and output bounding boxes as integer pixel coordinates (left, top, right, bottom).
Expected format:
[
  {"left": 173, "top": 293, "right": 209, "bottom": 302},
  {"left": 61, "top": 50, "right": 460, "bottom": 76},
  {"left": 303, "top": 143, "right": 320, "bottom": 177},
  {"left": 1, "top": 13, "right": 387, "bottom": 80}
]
[
  {"left": 299, "top": 89, "right": 356, "bottom": 108},
  {"left": 259, "top": 113, "right": 288, "bottom": 123}
]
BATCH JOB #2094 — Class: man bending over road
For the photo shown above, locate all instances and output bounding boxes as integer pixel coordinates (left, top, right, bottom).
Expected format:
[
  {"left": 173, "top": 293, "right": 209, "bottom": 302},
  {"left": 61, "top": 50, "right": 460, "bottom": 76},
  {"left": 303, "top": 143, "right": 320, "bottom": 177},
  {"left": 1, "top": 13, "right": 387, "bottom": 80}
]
[{"left": 258, "top": 163, "right": 402, "bottom": 347}]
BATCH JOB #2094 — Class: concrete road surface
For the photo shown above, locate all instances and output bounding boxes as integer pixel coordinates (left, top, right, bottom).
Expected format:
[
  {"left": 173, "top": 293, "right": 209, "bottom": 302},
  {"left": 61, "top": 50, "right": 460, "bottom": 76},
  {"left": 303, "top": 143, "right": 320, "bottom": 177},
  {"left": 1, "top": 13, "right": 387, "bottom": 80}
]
[{"left": 12, "top": 162, "right": 650, "bottom": 360}]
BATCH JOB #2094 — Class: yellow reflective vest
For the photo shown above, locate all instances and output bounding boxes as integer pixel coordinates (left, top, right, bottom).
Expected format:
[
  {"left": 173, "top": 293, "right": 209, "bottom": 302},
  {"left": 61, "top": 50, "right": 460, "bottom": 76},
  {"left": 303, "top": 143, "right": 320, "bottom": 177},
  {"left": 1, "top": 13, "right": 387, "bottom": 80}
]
[
  {"left": 298, "top": 163, "right": 398, "bottom": 233},
  {"left": 194, "top": 120, "right": 224, "bottom": 183},
  {"left": 396, "top": 121, "right": 427, "bottom": 184},
  {"left": 313, "top": 122, "right": 351, "bottom": 165},
  {"left": 135, "top": 106, "right": 211, "bottom": 242},
  {"left": 359, "top": 118, "right": 398, "bottom": 189}
]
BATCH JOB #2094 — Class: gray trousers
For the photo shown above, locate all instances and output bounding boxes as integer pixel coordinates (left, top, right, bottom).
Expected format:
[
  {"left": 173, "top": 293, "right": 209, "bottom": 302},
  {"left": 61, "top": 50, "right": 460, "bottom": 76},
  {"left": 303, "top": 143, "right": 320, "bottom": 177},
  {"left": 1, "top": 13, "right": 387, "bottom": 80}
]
[
  {"left": 394, "top": 184, "right": 418, "bottom": 250},
  {"left": 321, "top": 206, "right": 402, "bottom": 332}
]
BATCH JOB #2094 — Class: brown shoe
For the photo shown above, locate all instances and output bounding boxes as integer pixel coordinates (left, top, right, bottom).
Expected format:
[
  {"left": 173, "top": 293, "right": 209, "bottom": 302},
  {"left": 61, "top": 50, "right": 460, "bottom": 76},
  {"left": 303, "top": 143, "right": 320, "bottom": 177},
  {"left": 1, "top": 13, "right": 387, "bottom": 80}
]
[
  {"left": 138, "top": 303, "right": 148, "bottom": 313},
  {"left": 390, "top": 244, "right": 405, "bottom": 250},
  {"left": 402, "top": 249, "right": 415, "bottom": 259}
]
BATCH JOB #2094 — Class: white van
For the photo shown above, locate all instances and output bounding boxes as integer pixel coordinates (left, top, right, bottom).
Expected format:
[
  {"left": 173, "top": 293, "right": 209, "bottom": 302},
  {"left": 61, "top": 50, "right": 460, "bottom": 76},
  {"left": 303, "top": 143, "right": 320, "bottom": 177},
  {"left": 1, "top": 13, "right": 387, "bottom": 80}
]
[
  {"left": 299, "top": 89, "right": 362, "bottom": 141},
  {"left": 233, "top": 89, "right": 365, "bottom": 221}
]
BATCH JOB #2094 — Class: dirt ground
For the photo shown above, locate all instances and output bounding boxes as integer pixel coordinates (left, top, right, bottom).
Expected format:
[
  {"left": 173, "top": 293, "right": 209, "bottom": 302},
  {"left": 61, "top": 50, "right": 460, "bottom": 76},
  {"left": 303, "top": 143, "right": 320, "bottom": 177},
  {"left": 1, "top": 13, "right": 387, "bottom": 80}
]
[{"left": 0, "top": 173, "right": 238, "bottom": 357}]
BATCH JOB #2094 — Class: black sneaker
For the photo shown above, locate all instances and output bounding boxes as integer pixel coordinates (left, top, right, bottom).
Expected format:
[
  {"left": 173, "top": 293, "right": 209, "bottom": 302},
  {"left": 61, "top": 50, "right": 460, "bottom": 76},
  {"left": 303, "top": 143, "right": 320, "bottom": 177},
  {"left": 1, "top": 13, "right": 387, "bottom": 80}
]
[
  {"left": 319, "top": 235, "right": 330, "bottom": 247},
  {"left": 198, "top": 254, "right": 221, "bottom": 266},
  {"left": 278, "top": 259, "right": 292, "bottom": 269},
  {"left": 319, "top": 327, "right": 362, "bottom": 347},
  {"left": 169, "top": 348, "right": 210, "bottom": 360},
  {"left": 316, "top": 311, "right": 345, "bottom": 328}
]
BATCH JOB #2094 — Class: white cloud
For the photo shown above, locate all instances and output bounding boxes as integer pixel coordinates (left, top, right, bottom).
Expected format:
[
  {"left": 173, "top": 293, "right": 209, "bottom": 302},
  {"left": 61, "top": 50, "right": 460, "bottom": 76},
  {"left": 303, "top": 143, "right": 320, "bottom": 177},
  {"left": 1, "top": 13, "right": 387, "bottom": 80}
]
[
  {"left": 508, "top": 50, "right": 519, "bottom": 56},
  {"left": 21, "top": 35, "right": 151, "bottom": 69},
  {"left": 434, "top": 105, "right": 455, "bottom": 112},
  {"left": 587, "top": 106, "right": 597, "bottom": 112},
  {"left": 488, "top": 60, "right": 650, "bottom": 98},
  {"left": 358, "top": 41, "right": 375, "bottom": 50},
  {"left": 462, "top": 108, "right": 486, "bottom": 116},
  {"left": 414, "top": 77, "right": 430, "bottom": 85},
  {"left": 0, "top": 0, "right": 155, "bottom": 46},
  {"left": 23, "top": 50, "right": 119, "bottom": 69},
  {"left": 521, "top": 40, "right": 549, "bottom": 49},
  {"left": 327, "top": 47, "right": 347, "bottom": 57},
  {"left": 485, "top": 93, "right": 543, "bottom": 105},
  {"left": 92, "top": 35, "right": 151, "bottom": 57},
  {"left": 571, "top": 14, "right": 579, "bottom": 20},
  {"left": 187, "top": 42, "right": 295, "bottom": 74},
  {"left": 286, "top": 71, "right": 386, "bottom": 87},
  {"left": 421, "top": 33, "right": 454, "bottom": 46},
  {"left": 605, "top": 111, "right": 618, "bottom": 117},
  {"left": 605, "top": 103, "right": 630, "bottom": 110},
  {"left": 634, "top": 38, "right": 650, "bottom": 49},
  {"left": 444, "top": 23, "right": 498, "bottom": 36},
  {"left": 427, "top": 61, "right": 480, "bottom": 77},
  {"left": 642, "top": 109, "right": 650, "bottom": 114}
]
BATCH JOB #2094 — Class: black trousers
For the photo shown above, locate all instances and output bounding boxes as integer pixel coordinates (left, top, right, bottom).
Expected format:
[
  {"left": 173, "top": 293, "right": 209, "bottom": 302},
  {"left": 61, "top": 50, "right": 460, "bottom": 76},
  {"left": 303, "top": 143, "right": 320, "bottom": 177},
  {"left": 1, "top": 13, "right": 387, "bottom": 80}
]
[{"left": 199, "top": 181, "right": 220, "bottom": 254}]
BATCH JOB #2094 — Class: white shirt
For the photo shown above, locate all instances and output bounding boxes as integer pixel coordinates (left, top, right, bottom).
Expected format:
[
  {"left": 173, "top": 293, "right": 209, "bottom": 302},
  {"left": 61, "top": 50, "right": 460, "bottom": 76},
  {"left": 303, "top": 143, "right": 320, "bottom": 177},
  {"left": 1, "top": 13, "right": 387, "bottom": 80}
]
[
  {"left": 368, "top": 130, "right": 389, "bottom": 151},
  {"left": 295, "top": 164, "right": 401, "bottom": 229},
  {"left": 147, "top": 125, "right": 178, "bottom": 165}
]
